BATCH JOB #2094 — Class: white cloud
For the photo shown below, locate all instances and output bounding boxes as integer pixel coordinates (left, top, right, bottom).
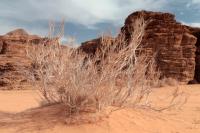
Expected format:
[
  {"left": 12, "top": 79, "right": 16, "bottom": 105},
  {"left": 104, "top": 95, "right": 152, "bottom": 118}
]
[
  {"left": 1, "top": 0, "right": 200, "bottom": 42},
  {"left": 192, "top": 0, "right": 200, "bottom": 4},
  {"left": 190, "top": 23, "right": 200, "bottom": 27},
  {"left": 0, "top": 0, "right": 167, "bottom": 27}
]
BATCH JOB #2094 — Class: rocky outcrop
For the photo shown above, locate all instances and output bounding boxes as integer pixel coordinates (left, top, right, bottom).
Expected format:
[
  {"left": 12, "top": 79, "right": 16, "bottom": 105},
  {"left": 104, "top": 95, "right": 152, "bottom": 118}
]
[
  {"left": 80, "top": 11, "right": 199, "bottom": 84},
  {"left": 79, "top": 36, "right": 114, "bottom": 55},
  {"left": 0, "top": 29, "right": 43, "bottom": 89},
  {"left": 119, "top": 11, "right": 198, "bottom": 84},
  {"left": 79, "top": 38, "right": 103, "bottom": 55}
]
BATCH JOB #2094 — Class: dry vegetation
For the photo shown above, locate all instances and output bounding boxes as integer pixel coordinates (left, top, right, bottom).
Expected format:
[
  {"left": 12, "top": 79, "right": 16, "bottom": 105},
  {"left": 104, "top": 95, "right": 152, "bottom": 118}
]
[{"left": 26, "top": 17, "right": 183, "bottom": 123}]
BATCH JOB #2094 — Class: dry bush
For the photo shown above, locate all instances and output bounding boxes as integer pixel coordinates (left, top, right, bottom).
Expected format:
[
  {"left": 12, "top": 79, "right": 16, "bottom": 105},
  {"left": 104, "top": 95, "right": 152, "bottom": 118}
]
[
  {"left": 93, "top": 18, "right": 161, "bottom": 108},
  {"left": 26, "top": 17, "right": 182, "bottom": 122}
]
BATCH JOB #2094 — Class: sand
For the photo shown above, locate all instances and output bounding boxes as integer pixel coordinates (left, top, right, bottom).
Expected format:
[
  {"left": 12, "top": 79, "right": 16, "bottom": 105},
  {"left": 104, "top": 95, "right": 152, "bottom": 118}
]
[
  {"left": 0, "top": 90, "right": 42, "bottom": 113},
  {"left": 0, "top": 85, "right": 200, "bottom": 133}
]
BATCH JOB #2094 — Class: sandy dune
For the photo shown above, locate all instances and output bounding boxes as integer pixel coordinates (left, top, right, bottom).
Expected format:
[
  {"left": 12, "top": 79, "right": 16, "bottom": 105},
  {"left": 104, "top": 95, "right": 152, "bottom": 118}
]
[
  {"left": 0, "top": 85, "right": 200, "bottom": 133},
  {"left": 0, "top": 90, "right": 42, "bottom": 113}
]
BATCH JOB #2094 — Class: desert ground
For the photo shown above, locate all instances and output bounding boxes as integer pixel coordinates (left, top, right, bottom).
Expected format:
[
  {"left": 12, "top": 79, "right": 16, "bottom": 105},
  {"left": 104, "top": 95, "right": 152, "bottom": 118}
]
[{"left": 0, "top": 85, "right": 199, "bottom": 133}]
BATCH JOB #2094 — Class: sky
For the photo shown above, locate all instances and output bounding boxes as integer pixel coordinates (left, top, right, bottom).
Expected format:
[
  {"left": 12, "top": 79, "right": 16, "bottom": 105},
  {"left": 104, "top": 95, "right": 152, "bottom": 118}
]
[{"left": 0, "top": 0, "right": 200, "bottom": 44}]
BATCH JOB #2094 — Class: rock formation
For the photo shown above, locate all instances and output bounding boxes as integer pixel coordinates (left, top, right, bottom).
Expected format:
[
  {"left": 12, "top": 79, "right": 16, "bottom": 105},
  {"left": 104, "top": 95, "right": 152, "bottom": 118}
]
[
  {"left": 79, "top": 36, "right": 114, "bottom": 55},
  {"left": 80, "top": 11, "right": 200, "bottom": 84},
  {"left": 0, "top": 29, "right": 42, "bottom": 89},
  {"left": 188, "top": 27, "right": 200, "bottom": 83},
  {"left": 121, "top": 11, "right": 198, "bottom": 83}
]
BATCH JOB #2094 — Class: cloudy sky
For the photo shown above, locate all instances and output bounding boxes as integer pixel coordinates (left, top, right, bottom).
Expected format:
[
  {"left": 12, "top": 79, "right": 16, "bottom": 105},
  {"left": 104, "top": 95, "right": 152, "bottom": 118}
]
[{"left": 1, "top": 0, "right": 200, "bottom": 44}]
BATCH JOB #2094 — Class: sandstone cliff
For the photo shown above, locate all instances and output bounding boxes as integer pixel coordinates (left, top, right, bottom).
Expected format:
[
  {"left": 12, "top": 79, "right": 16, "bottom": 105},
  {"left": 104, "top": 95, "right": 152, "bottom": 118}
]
[
  {"left": 79, "top": 36, "right": 114, "bottom": 55},
  {"left": 80, "top": 11, "right": 200, "bottom": 84},
  {"left": 0, "top": 29, "right": 42, "bottom": 89}
]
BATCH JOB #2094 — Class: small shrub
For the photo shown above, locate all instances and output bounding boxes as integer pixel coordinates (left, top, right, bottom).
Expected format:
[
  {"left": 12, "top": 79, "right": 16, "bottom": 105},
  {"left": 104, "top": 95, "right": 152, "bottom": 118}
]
[{"left": 26, "top": 17, "right": 180, "bottom": 123}]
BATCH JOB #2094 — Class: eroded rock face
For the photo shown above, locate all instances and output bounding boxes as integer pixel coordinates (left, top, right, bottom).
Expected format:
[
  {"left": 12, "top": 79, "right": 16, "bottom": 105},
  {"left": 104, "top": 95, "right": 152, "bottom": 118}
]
[
  {"left": 121, "top": 11, "right": 197, "bottom": 84},
  {"left": 80, "top": 11, "right": 199, "bottom": 84},
  {"left": 79, "top": 36, "right": 114, "bottom": 55},
  {"left": 0, "top": 29, "right": 43, "bottom": 89},
  {"left": 80, "top": 38, "right": 102, "bottom": 55}
]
